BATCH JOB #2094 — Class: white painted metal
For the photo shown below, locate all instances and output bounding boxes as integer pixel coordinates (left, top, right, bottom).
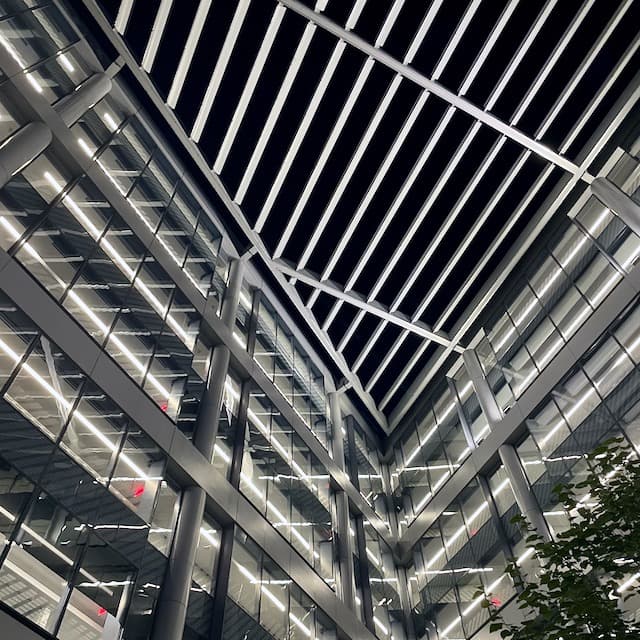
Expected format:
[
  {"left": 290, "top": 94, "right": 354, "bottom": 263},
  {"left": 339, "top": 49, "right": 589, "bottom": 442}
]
[
  {"left": 345, "top": 0, "right": 597, "bottom": 386},
  {"left": 272, "top": 261, "right": 463, "bottom": 352},
  {"left": 213, "top": 4, "right": 286, "bottom": 173},
  {"left": 254, "top": 40, "right": 347, "bottom": 231},
  {"left": 253, "top": 0, "right": 367, "bottom": 231},
  {"left": 273, "top": 56, "right": 376, "bottom": 256},
  {"left": 114, "top": 0, "right": 134, "bottom": 34},
  {"left": 389, "top": 68, "right": 640, "bottom": 427},
  {"left": 280, "top": 0, "right": 589, "bottom": 178},
  {"left": 167, "top": 0, "right": 213, "bottom": 108},
  {"left": 141, "top": 0, "right": 173, "bottom": 72},
  {"left": 307, "top": 0, "right": 518, "bottom": 313},
  {"left": 234, "top": 22, "right": 316, "bottom": 204},
  {"left": 191, "top": 0, "right": 251, "bottom": 142}
]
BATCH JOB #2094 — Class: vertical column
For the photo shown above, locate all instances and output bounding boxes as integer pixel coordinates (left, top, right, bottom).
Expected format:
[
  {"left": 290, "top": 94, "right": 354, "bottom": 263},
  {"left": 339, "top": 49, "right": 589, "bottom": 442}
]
[
  {"left": 498, "top": 444, "right": 552, "bottom": 543},
  {"left": 151, "top": 258, "right": 245, "bottom": 640},
  {"left": 0, "top": 122, "right": 52, "bottom": 188},
  {"left": 345, "top": 422, "right": 376, "bottom": 634},
  {"left": 210, "top": 379, "right": 251, "bottom": 640},
  {"left": 55, "top": 73, "right": 113, "bottom": 126},
  {"left": 591, "top": 177, "right": 640, "bottom": 239},
  {"left": 477, "top": 475, "right": 519, "bottom": 572},
  {"left": 462, "top": 349, "right": 503, "bottom": 426},
  {"left": 447, "top": 377, "right": 476, "bottom": 452},
  {"left": 328, "top": 391, "right": 356, "bottom": 613},
  {"left": 463, "top": 349, "right": 552, "bottom": 542}
]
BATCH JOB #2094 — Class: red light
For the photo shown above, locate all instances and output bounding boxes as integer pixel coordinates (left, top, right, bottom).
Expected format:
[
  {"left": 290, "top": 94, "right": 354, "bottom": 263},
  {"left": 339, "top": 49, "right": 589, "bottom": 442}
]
[
  {"left": 98, "top": 607, "right": 107, "bottom": 616},
  {"left": 160, "top": 403, "right": 168, "bottom": 412},
  {"left": 133, "top": 485, "right": 145, "bottom": 498},
  {"left": 490, "top": 597, "right": 502, "bottom": 607}
]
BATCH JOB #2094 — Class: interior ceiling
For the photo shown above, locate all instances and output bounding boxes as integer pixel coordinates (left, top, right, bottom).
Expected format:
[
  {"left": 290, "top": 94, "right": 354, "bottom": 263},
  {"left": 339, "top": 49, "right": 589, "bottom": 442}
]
[{"left": 94, "top": 0, "right": 640, "bottom": 434}]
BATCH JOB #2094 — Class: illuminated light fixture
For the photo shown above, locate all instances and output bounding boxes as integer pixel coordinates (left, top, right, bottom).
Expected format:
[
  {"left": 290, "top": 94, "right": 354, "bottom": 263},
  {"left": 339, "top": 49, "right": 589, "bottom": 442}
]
[
  {"left": 103, "top": 112, "right": 118, "bottom": 132},
  {"left": 58, "top": 53, "right": 75, "bottom": 72},
  {"left": 0, "top": 332, "right": 151, "bottom": 485},
  {"left": 0, "top": 214, "right": 172, "bottom": 402}
]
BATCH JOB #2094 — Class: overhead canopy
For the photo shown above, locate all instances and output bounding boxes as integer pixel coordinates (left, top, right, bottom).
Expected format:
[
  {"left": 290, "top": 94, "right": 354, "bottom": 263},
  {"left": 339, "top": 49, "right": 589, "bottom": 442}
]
[{"left": 95, "top": 0, "right": 640, "bottom": 432}]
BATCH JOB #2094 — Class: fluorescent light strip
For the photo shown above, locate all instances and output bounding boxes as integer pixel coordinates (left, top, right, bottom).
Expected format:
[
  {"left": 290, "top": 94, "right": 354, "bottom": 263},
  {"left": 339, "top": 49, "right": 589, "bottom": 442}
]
[{"left": 0, "top": 331, "right": 150, "bottom": 482}]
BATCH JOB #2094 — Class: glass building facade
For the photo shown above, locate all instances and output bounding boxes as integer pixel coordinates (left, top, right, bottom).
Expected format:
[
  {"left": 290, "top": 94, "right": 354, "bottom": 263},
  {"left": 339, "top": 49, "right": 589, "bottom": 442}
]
[{"left": 0, "top": 2, "right": 638, "bottom": 640}]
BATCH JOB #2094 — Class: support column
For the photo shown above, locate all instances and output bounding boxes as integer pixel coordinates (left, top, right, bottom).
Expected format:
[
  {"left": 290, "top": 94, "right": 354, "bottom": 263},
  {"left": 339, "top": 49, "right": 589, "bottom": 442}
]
[
  {"left": 328, "top": 391, "right": 356, "bottom": 613},
  {"left": 447, "top": 377, "right": 476, "bottom": 452},
  {"left": 210, "top": 380, "right": 250, "bottom": 640},
  {"left": 54, "top": 73, "right": 112, "bottom": 126},
  {"left": 464, "top": 349, "right": 551, "bottom": 542},
  {"left": 462, "top": 349, "right": 503, "bottom": 426},
  {"left": 591, "top": 177, "right": 640, "bottom": 238},
  {"left": 151, "top": 258, "right": 245, "bottom": 640},
  {"left": 0, "top": 122, "right": 52, "bottom": 188},
  {"left": 477, "top": 475, "right": 519, "bottom": 573},
  {"left": 498, "top": 444, "right": 552, "bottom": 543},
  {"left": 150, "top": 485, "right": 206, "bottom": 640}
]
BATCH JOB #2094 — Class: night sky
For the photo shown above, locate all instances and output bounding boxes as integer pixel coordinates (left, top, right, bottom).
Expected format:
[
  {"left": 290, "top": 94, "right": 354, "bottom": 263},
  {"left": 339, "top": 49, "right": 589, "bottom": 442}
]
[{"left": 84, "top": 0, "right": 640, "bottom": 435}]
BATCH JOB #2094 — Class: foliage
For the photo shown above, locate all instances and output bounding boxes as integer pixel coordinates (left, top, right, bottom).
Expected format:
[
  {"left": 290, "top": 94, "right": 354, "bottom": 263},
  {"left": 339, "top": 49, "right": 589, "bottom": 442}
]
[{"left": 479, "top": 438, "right": 640, "bottom": 640}]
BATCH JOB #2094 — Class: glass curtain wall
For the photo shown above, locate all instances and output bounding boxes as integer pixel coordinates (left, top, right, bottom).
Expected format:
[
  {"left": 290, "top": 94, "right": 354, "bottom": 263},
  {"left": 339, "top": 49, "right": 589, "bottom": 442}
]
[
  {"left": 254, "top": 298, "right": 329, "bottom": 449},
  {"left": 226, "top": 527, "right": 338, "bottom": 640},
  {"left": 239, "top": 390, "right": 335, "bottom": 586},
  {"left": 0, "top": 291, "right": 180, "bottom": 640}
]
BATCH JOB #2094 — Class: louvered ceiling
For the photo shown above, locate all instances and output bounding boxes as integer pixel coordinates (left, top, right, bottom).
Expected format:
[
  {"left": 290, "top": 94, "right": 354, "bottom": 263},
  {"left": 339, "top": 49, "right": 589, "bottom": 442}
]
[{"left": 88, "top": 0, "right": 640, "bottom": 433}]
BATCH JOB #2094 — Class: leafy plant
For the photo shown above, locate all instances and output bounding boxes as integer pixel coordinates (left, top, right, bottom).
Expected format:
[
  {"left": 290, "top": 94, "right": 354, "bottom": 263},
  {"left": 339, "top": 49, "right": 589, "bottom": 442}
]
[{"left": 479, "top": 438, "right": 640, "bottom": 639}]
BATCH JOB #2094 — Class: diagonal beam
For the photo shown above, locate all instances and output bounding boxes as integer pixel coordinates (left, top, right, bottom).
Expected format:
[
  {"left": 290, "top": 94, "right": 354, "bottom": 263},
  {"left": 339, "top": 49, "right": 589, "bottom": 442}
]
[
  {"left": 82, "top": 0, "right": 388, "bottom": 431},
  {"left": 272, "top": 261, "right": 464, "bottom": 353},
  {"left": 141, "top": 0, "right": 173, "bottom": 72},
  {"left": 389, "top": 67, "right": 640, "bottom": 430},
  {"left": 279, "top": 0, "right": 593, "bottom": 182}
]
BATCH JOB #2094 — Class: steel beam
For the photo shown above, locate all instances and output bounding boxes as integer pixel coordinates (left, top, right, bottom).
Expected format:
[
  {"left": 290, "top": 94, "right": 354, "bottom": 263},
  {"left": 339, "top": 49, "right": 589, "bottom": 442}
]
[
  {"left": 279, "top": 0, "right": 591, "bottom": 180},
  {"left": 79, "top": 0, "right": 387, "bottom": 429},
  {"left": 272, "top": 261, "right": 463, "bottom": 352},
  {"left": 396, "top": 255, "right": 640, "bottom": 560}
]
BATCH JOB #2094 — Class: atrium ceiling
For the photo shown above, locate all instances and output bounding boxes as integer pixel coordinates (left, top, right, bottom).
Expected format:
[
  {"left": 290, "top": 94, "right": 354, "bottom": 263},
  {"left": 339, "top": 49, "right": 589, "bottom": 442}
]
[{"left": 90, "top": 0, "right": 640, "bottom": 434}]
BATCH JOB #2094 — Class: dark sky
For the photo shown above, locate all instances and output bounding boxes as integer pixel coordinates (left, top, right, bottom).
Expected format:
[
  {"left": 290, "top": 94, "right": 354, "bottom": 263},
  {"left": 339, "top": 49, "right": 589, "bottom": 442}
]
[{"left": 87, "top": 0, "right": 640, "bottom": 432}]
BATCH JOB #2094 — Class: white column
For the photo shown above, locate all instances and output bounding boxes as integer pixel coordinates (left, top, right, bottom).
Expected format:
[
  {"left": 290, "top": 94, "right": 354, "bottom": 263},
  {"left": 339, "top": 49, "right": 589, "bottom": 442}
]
[{"left": 0, "top": 122, "right": 51, "bottom": 187}]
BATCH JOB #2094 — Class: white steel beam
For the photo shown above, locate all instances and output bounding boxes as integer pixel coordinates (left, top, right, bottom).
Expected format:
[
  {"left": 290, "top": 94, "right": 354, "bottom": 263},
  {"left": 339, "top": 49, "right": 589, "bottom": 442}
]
[
  {"left": 191, "top": 0, "right": 251, "bottom": 142},
  {"left": 385, "top": 33, "right": 639, "bottom": 412},
  {"left": 254, "top": 40, "right": 347, "bottom": 231},
  {"left": 273, "top": 56, "right": 376, "bottom": 255},
  {"left": 167, "top": 0, "right": 213, "bottom": 108},
  {"left": 307, "top": 0, "right": 518, "bottom": 312},
  {"left": 81, "top": 0, "right": 388, "bottom": 430},
  {"left": 272, "top": 261, "right": 463, "bottom": 352},
  {"left": 277, "top": 0, "right": 405, "bottom": 261},
  {"left": 348, "top": 0, "right": 597, "bottom": 388},
  {"left": 294, "top": 0, "right": 450, "bottom": 273},
  {"left": 213, "top": 4, "right": 286, "bottom": 173},
  {"left": 389, "top": 67, "right": 640, "bottom": 429},
  {"left": 141, "top": 0, "right": 173, "bottom": 72},
  {"left": 253, "top": 1, "right": 366, "bottom": 232},
  {"left": 234, "top": 22, "right": 316, "bottom": 204},
  {"left": 430, "top": 28, "right": 640, "bottom": 335},
  {"left": 114, "top": 0, "right": 134, "bottom": 34},
  {"left": 279, "top": 0, "right": 590, "bottom": 179}
]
